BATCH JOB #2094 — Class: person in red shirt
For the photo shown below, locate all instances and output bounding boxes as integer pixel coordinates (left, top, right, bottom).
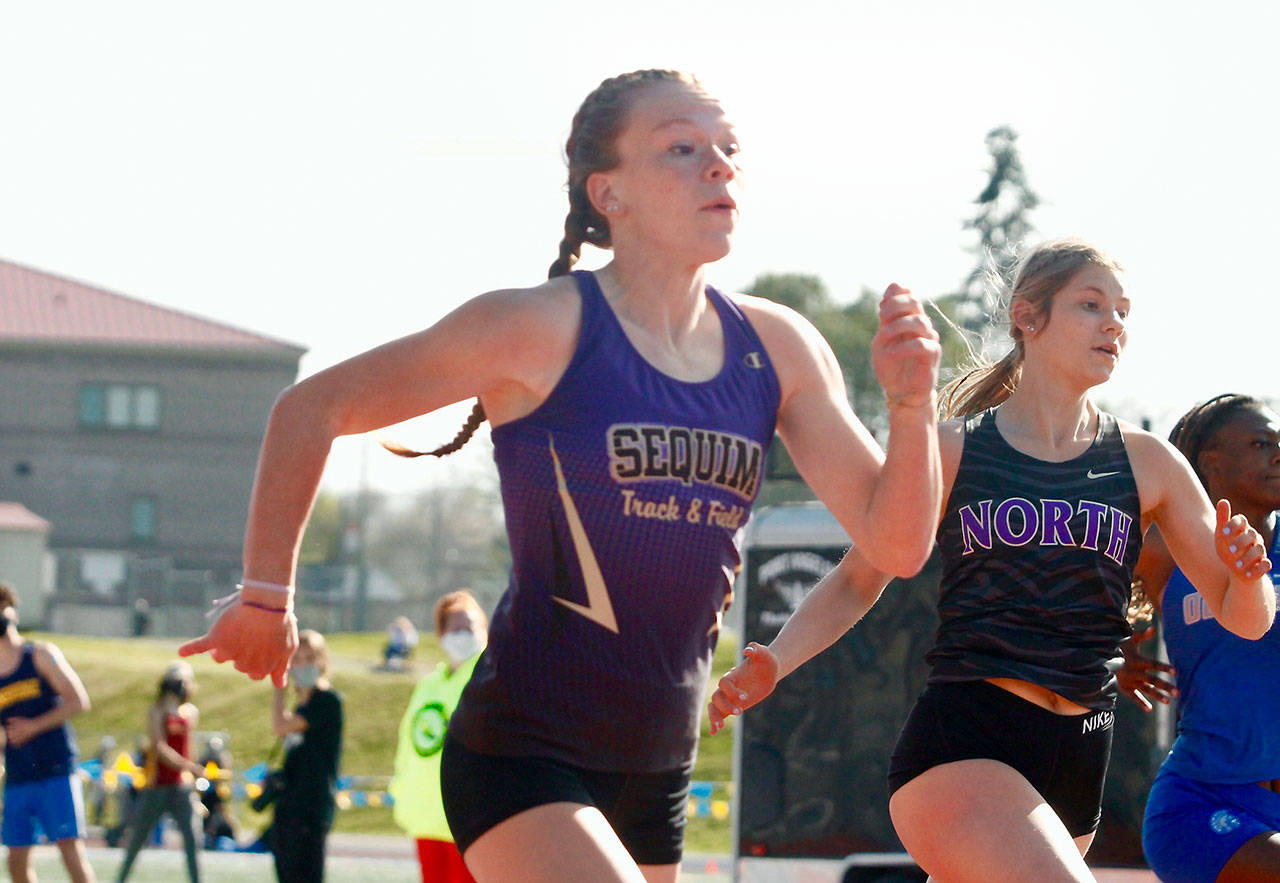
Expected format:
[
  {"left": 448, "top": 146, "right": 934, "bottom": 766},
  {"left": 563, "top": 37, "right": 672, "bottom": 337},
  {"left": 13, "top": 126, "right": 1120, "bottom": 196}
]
[{"left": 116, "top": 662, "right": 204, "bottom": 882}]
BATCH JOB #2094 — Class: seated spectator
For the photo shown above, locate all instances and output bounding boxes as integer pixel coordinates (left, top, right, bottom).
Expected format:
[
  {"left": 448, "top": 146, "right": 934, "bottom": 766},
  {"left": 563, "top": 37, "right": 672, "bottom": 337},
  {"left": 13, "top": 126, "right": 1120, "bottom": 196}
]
[
  {"left": 197, "top": 735, "right": 238, "bottom": 850},
  {"left": 382, "top": 616, "right": 420, "bottom": 671}
]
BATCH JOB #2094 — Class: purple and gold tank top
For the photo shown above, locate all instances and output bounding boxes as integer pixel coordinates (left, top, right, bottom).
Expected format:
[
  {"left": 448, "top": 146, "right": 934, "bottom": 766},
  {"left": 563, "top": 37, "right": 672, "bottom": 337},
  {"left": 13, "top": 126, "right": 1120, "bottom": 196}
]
[{"left": 450, "top": 270, "right": 780, "bottom": 773}]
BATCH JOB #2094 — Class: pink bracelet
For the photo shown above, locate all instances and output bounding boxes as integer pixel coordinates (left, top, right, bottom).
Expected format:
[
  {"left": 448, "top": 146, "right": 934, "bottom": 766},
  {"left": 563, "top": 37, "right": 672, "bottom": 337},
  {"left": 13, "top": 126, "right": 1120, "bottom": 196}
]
[
  {"left": 242, "top": 600, "right": 290, "bottom": 614},
  {"left": 206, "top": 585, "right": 293, "bottom": 619}
]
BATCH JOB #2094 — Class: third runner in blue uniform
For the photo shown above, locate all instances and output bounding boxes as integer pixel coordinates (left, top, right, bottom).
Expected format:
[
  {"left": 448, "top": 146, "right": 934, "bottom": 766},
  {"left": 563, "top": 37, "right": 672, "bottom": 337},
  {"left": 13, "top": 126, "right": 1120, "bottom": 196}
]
[{"left": 1129, "top": 395, "right": 1280, "bottom": 882}]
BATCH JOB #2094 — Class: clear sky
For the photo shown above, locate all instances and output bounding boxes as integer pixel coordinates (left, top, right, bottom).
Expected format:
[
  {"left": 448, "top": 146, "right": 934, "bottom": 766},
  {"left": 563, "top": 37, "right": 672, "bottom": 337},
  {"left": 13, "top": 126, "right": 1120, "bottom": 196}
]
[{"left": 3, "top": 2, "right": 1275, "bottom": 494}]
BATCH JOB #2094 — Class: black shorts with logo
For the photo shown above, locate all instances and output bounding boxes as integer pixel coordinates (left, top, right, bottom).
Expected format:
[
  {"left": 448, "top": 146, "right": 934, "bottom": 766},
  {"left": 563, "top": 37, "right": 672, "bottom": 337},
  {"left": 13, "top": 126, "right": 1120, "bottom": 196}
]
[
  {"left": 440, "top": 732, "right": 693, "bottom": 865},
  {"left": 888, "top": 679, "right": 1114, "bottom": 836}
]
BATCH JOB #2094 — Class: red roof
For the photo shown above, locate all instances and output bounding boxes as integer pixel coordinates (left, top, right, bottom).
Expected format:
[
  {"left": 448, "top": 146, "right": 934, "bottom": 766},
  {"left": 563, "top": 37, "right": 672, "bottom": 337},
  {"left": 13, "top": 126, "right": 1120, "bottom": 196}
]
[
  {"left": 0, "top": 259, "right": 305, "bottom": 355},
  {"left": 0, "top": 503, "right": 50, "bottom": 533}
]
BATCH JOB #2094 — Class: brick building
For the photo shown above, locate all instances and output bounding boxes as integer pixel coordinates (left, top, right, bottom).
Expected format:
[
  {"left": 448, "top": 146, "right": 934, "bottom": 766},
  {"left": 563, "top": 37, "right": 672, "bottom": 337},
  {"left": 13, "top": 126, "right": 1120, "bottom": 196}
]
[{"left": 0, "top": 259, "right": 305, "bottom": 628}]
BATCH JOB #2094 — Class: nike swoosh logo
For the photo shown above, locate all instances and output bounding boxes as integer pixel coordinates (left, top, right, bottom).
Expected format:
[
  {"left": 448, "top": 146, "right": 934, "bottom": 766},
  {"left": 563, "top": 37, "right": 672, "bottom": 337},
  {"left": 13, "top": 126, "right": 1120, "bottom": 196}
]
[
  {"left": 547, "top": 436, "right": 619, "bottom": 634},
  {"left": 1087, "top": 468, "right": 1120, "bottom": 479}
]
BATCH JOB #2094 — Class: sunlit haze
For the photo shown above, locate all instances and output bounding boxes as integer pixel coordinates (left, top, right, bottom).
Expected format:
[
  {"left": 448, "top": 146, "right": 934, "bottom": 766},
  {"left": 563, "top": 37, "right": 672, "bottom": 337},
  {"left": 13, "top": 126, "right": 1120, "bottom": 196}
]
[{"left": 3, "top": 2, "right": 1275, "bottom": 494}]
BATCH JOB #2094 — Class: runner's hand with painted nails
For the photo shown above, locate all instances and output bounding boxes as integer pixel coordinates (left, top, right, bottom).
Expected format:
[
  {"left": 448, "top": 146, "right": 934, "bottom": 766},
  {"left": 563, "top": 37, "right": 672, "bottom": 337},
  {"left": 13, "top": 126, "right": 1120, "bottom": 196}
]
[
  {"left": 1216, "top": 498, "right": 1273, "bottom": 581},
  {"left": 872, "top": 284, "right": 941, "bottom": 409},
  {"left": 708, "top": 641, "right": 780, "bottom": 735}
]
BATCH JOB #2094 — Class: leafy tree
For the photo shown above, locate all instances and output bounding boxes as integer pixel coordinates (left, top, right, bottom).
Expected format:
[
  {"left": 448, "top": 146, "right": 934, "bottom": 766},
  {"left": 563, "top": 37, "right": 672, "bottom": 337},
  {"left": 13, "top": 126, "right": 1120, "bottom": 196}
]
[
  {"left": 747, "top": 271, "right": 936, "bottom": 501},
  {"left": 299, "top": 491, "right": 344, "bottom": 565},
  {"left": 744, "top": 273, "right": 831, "bottom": 317},
  {"left": 747, "top": 273, "right": 969, "bottom": 441},
  {"left": 363, "top": 481, "right": 511, "bottom": 614},
  {"left": 746, "top": 273, "right": 967, "bottom": 505}
]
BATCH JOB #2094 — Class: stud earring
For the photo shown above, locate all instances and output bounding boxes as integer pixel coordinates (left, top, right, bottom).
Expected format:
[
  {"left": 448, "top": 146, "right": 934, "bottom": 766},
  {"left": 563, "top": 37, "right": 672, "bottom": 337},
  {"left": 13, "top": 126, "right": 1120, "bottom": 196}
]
[{"left": 606, "top": 204, "right": 619, "bottom": 213}]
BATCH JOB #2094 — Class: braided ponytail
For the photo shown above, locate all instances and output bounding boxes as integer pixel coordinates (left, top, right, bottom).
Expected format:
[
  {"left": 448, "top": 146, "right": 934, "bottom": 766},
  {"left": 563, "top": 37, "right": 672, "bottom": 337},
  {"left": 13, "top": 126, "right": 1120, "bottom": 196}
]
[
  {"left": 548, "top": 186, "right": 596, "bottom": 279},
  {"left": 382, "top": 400, "right": 487, "bottom": 460}
]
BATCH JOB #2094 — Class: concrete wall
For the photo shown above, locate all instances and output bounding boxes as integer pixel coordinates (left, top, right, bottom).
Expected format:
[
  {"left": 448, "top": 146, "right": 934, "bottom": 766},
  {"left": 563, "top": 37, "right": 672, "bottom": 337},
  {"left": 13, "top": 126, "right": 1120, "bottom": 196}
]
[
  {"left": 0, "top": 345, "right": 299, "bottom": 575},
  {"left": 0, "top": 528, "right": 50, "bottom": 625}
]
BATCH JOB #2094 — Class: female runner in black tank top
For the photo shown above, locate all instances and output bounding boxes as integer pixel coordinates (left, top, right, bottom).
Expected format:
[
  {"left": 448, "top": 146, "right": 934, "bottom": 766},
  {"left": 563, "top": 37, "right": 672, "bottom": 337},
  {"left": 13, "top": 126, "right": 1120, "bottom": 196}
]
[{"left": 709, "top": 239, "right": 1275, "bottom": 882}]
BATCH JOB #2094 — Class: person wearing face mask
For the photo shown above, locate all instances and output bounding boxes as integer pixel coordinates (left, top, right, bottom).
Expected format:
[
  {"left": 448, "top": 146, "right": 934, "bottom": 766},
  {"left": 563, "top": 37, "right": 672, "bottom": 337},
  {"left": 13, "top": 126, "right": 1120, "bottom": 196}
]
[
  {"left": 270, "top": 629, "right": 343, "bottom": 883},
  {"left": 117, "top": 661, "right": 204, "bottom": 882},
  {"left": 390, "top": 592, "right": 488, "bottom": 883}
]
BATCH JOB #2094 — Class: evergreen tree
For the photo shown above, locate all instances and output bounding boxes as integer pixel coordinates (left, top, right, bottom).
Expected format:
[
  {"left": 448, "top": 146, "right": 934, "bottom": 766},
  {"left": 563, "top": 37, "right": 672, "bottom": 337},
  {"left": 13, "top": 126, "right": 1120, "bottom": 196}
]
[
  {"left": 950, "top": 125, "right": 1040, "bottom": 341},
  {"left": 745, "top": 273, "right": 967, "bottom": 504}
]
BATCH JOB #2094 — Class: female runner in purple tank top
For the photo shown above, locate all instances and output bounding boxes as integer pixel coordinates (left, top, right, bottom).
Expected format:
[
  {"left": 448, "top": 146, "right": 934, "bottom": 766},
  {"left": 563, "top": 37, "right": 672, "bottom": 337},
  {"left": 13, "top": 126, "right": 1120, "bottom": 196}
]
[
  {"left": 709, "top": 240, "right": 1275, "bottom": 882},
  {"left": 178, "top": 70, "right": 944, "bottom": 882}
]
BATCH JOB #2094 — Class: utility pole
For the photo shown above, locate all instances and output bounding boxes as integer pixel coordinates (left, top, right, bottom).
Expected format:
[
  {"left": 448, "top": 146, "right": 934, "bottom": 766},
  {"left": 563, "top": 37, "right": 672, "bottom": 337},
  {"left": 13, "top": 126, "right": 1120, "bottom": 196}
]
[{"left": 353, "top": 436, "right": 370, "bottom": 632}]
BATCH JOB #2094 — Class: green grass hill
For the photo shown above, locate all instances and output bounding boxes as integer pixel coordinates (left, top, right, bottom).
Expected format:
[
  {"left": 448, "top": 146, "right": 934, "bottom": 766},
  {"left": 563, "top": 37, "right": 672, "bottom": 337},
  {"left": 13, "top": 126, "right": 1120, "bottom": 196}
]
[{"left": 36, "top": 629, "right": 740, "bottom": 853}]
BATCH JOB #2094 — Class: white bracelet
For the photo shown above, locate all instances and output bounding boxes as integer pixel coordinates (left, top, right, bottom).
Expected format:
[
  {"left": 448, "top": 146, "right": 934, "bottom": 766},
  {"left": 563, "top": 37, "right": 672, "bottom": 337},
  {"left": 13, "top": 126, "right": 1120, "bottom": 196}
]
[
  {"left": 239, "top": 578, "right": 294, "bottom": 594},
  {"left": 208, "top": 585, "right": 293, "bottom": 619}
]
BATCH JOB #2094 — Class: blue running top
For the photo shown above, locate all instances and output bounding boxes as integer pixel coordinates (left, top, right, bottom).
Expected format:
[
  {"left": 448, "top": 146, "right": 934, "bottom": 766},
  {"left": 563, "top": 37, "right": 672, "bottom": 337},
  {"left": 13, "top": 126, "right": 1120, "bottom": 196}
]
[{"left": 1161, "top": 529, "right": 1280, "bottom": 783}]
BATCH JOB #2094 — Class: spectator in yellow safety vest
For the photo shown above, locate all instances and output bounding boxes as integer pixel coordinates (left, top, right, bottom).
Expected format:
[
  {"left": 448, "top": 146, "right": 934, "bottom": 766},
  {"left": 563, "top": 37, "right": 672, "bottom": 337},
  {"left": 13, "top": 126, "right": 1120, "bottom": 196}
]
[{"left": 390, "top": 591, "right": 488, "bottom": 883}]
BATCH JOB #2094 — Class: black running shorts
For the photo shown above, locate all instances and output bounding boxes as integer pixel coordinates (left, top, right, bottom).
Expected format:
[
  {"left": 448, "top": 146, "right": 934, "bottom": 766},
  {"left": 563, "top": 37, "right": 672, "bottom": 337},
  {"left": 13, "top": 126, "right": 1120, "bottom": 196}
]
[
  {"left": 888, "top": 679, "right": 1114, "bottom": 836},
  {"left": 440, "top": 732, "right": 692, "bottom": 865}
]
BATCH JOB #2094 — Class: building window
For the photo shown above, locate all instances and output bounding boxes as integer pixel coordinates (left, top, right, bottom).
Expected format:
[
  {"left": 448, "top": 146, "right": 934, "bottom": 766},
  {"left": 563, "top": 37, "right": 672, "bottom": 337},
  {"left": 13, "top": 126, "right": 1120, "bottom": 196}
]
[
  {"left": 78, "top": 385, "right": 105, "bottom": 426},
  {"left": 134, "top": 387, "right": 161, "bottom": 429},
  {"left": 130, "top": 497, "right": 157, "bottom": 541},
  {"left": 78, "top": 384, "right": 162, "bottom": 431},
  {"left": 106, "top": 386, "right": 131, "bottom": 427}
]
